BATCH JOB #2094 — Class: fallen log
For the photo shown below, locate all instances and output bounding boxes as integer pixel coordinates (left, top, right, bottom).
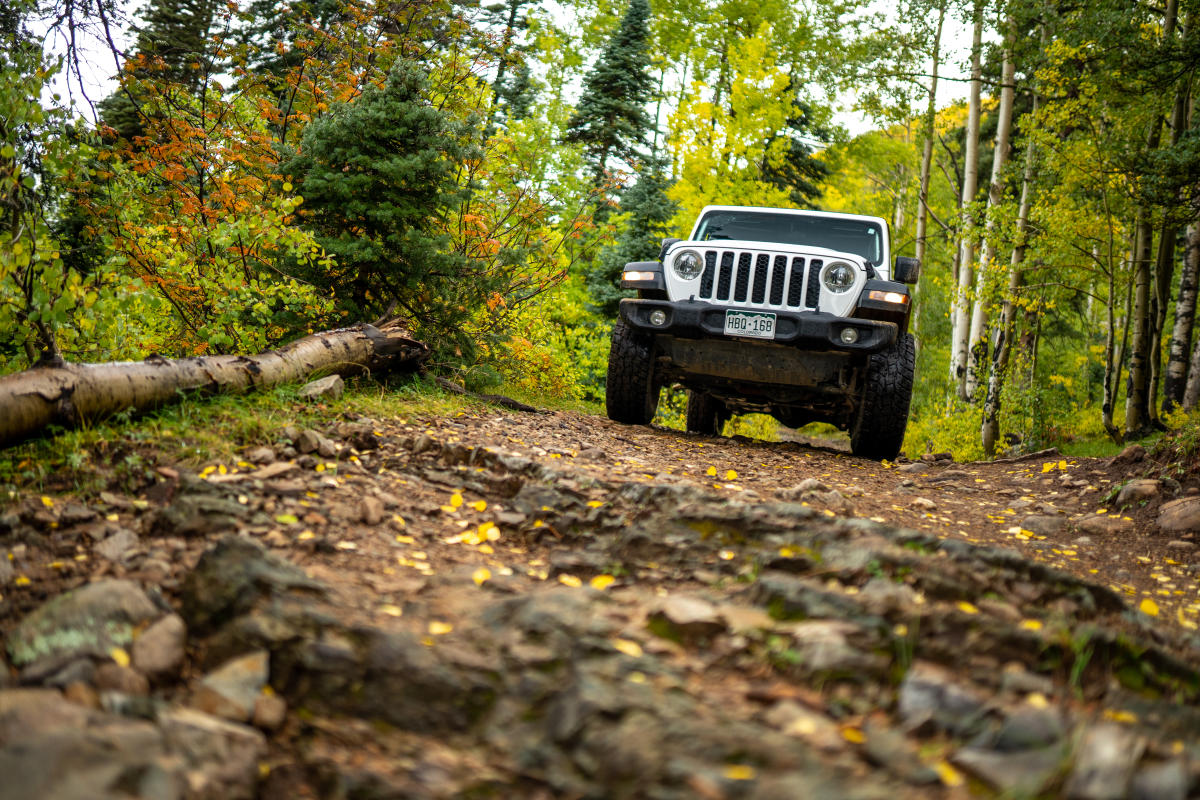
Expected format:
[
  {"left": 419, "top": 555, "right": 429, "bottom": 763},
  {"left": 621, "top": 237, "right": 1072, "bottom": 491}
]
[{"left": 0, "top": 322, "right": 429, "bottom": 448}]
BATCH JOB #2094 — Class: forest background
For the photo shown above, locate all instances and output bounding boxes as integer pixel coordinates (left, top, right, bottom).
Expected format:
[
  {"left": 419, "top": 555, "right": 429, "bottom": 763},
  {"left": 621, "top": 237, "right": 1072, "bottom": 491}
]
[{"left": 2, "top": 0, "right": 1199, "bottom": 461}]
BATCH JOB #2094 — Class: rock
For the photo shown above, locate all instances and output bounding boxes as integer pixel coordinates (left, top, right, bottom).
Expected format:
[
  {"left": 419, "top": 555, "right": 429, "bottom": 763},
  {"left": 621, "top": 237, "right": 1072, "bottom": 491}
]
[
  {"left": 156, "top": 707, "right": 266, "bottom": 799},
  {"left": 779, "top": 620, "right": 881, "bottom": 675},
  {"left": 94, "top": 527, "right": 139, "bottom": 564},
  {"left": 1075, "top": 515, "right": 1134, "bottom": 536},
  {"left": 910, "top": 497, "right": 937, "bottom": 511},
  {"left": 0, "top": 558, "right": 12, "bottom": 586},
  {"left": 1064, "top": 723, "right": 1145, "bottom": 799},
  {"left": 763, "top": 700, "right": 843, "bottom": 752},
  {"left": 1157, "top": 497, "right": 1200, "bottom": 534},
  {"left": 297, "top": 374, "right": 344, "bottom": 400},
  {"left": 1129, "top": 759, "right": 1187, "bottom": 800},
  {"left": 7, "top": 579, "right": 159, "bottom": 681},
  {"left": 651, "top": 595, "right": 724, "bottom": 639},
  {"left": 862, "top": 717, "right": 939, "bottom": 785},
  {"left": 180, "top": 536, "right": 325, "bottom": 634},
  {"left": 1021, "top": 514, "right": 1066, "bottom": 536},
  {"left": 360, "top": 495, "right": 385, "bottom": 526},
  {"left": 1114, "top": 444, "right": 1146, "bottom": 464},
  {"left": 193, "top": 650, "right": 269, "bottom": 722},
  {"left": 993, "top": 705, "right": 1065, "bottom": 751},
  {"left": 1167, "top": 539, "right": 1196, "bottom": 551},
  {"left": 245, "top": 446, "right": 275, "bottom": 465},
  {"left": 94, "top": 663, "right": 150, "bottom": 696},
  {"left": 154, "top": 489, "right": 251, "bottom": 537},
  {"left": 1073, "top": 536, "right": 1093, "bottom": 547},
  {"left": 1116, "top": 479, "right": 1159, "bottom": 507},
  {"left": 132, "top": 614, "right": 187, "bottom": 678},
  {"left": 897, "top": 662, "right": 987, "bottom": 736},
  {"left": 252, "top": 693, "right": 287, "bottom": 730},
  {"left": 295, "top": 429, "right": 325, "bottom": 454},
  {"left": 578, "top": 447, "right": 607, "bottom": 460},
  {"left": 411, "top": 433, "right": 437, "bottom": 454},
  {"left": 952, "top": 746, "right": 1062, "bottom": 796}
]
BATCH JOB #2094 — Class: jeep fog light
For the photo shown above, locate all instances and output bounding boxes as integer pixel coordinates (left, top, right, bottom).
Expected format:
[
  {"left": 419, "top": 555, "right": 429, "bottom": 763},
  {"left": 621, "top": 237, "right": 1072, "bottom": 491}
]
[
  {"left": 868, "top": 289, "right": 910, "bottom": 305},
  {"left": 672, "top": 250, "right": 704, "bottom": 281},
  {"left": 839, "top": 327, "right": 859, "bottom": 344},
  {"left": 822, "top": 261, "right": 856, "bottom": 293},
  {"left": 649, "top": 309, "right": 668, "bottom": 326}
]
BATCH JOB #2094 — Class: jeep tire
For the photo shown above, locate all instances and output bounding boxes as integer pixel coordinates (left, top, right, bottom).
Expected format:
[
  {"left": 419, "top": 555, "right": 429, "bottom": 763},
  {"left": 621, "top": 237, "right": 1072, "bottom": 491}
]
[
  {"left": 686, "top": 391, "right": 729, "bottom": 435},
  {"left": 606, "top": 320, "right": 660, "bottom": 425},
  {"left": 849, "top": 332, "right": 915, "bottom": 460}
]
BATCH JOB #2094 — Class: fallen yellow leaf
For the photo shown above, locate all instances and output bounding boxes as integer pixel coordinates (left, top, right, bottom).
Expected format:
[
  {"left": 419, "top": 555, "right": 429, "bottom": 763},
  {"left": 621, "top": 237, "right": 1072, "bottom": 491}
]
[
  {"left": 469, "top": 500, "right": 487, "bottom": 512},
  {"left": 379, "top": 604, "right": 403, "bottom": 617},
  {"left": 473, "top": 567, "right": 492, "bottom": 586},
  {"left": 428, "top": 621, "right": 453, "bottom": 635},
  {"left": 706, "top": 466, "right": 718, "bottom": 476},
  {"left": 450, "top": 492, "right": 463, "bottom": 508},
  {"left": 40, "top": 495, "right": 54, "bottom": 507},
  {"left": 957, "top": 601, "right": 979, "bottom": 615},
  {"left": 1140, "top": 598, "right": 1159, "bottom": 616},
  {"left": 722, "top": 765, "right": 757, "bottom": 781},
  {"left": 934, "top": 761, "right": 964, "bottom": 787},
  {"left": 841, "top": 726, "right": 865, "bottom": 744},
  {"left": 558, "top": 574, "right": 582, "bottom": 588},
  {"left": 589, "top": 574, "right": 615, "bottom": 590},
  {"left": 587, "top": 500, "right": 603, "bottom": 508},
  {"left": 725, "top": 469, "right": 738, "bottom": 480},
  {"left": 1020, "top": 619, "right": 1043, "bottom": 631},
  {"left": 612, "top": 638, "right": 643, "bottom": 657},
  {"left": 109, "top": 647, "right": 131, "bottom": 667}
]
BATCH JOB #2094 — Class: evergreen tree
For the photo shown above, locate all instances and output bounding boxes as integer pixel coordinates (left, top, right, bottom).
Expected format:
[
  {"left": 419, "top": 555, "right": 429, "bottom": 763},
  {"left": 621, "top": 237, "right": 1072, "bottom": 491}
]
[
  {"left": 760, "top": 97, "right": 830, "bottom": 208},
  {"left": 98, "top": 0, "right": 220, "bottom": 141},
  {"left": 589, "top": 157, "right": 677, "bottom": 315},
  {"left": 564, "top": 0, "right": 654, "bottom": 184},
  {"left": 280, "top": 59, "right": 483, "bottom": 342}
]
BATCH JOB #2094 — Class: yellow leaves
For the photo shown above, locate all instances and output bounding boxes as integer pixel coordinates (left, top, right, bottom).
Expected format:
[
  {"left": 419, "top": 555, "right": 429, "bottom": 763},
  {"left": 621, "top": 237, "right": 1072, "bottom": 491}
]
[
  {"left": 934, "top": 761, "right": 965, "bottom": 787},
  {"left": 1020, "top": 619, "right": 1043, "bottom": 631},
  {"left": 1139, "top": 597, "right": 1160, "bottom": 617},
  {"left": 722, "top": 765, "right": 757, "bottom": 781},
  {"left": 589, "top": 574, "right": 616, "bottom": 590},
  {"left": 469, "top": 500, "right": 487, "bottom": 512},
  {"left": 558, "top": 574, "right": 583, "bottom": 588},
  {"left": 14, "top": 576, "right": 31, "bottom": 586},
  {"left": 719, "top": 549, "right": 736, "bottom": 560},
  {"left": 706, "top": 466, "right": 718, "bottom": 477},
  {"left": 612, "top": 638, "right": 643, "bottom": 657},
  {"left": 957, "top": 601, "right": 979, "bottom": 615},
  {"left": 1103, "top": 709, "right": 1138, "bottom": 724},
  {"left": 840, "top": 726, "right": 865, "bottom": 744},
  {"left": 725, "top": 470, "right": 738, "bottom": 481},
  {"left": 1026, "top": 692, "right": 1049, "bottom": 709},
  {"left": 428, "top": 621, "right": 453, "bottom": 635},
  {"left": 587, "top": 500, "right": 604, "bottom": 508},
  {"left": 473, "top": 567, "right": 492, "bottom": 586},
  {"left": 379, "top": 604, "right": 404, "bottom": 617},
  {"left": 274, "top": 514, "right": 299, "bottom": 525},
  {"left": 109, "top": 647, "right": 131, "bottom": 667},
  {"left": 450, "top": 492, "right": 464, "bottom": 508},
  {"left": 40, "top": 495, "right": 54, "bottom": 508}
]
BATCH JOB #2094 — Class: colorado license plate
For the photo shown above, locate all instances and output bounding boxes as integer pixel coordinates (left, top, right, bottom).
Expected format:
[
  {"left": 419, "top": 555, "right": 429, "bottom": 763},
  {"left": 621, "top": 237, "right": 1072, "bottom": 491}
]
[{"left": 724, "top": 310, "right": 776, "bottom": 339}]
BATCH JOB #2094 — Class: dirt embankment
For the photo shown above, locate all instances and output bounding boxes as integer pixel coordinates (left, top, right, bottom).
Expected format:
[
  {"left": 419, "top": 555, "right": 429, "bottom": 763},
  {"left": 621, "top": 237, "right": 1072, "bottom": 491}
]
[{"left": 3, "top": 407, "right": 1200, "bottom": 799}]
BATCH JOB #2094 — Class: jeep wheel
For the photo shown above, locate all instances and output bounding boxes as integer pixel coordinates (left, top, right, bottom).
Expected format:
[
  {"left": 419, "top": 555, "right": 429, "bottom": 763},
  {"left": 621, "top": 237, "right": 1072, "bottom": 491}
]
[
  {"left": 606, "top": 320, "right": 660, "bottom": 425},
  {"left": 686, "top": 391, "right": 729, "bottom": 435},
  {"left": 850, "top": 333, "right": 915, "bottom": 460}
]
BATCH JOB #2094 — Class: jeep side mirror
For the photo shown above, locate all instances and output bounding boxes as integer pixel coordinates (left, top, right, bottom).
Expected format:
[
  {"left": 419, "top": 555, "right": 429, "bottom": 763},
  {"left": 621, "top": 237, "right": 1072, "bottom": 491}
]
[
  {"left": 659, "top": 238, "right": 682, "bottom": 261},
  {"left": 893, "top": 256, "right": 920, "bottom": 284}
]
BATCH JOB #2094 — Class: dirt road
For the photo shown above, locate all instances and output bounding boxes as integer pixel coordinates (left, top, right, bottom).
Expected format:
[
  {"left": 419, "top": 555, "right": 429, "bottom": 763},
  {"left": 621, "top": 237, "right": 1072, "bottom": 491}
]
[{"left": 3, "top": 405, "right": 1200, "bottom": 799}]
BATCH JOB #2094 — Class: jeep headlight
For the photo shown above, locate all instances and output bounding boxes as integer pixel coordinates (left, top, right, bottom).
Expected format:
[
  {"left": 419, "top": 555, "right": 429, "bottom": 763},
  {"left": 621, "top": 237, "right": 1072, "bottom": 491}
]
[
  {"left": 821, "top": 261, "right": 856, "bottom": 293},
  {"left": 672, "top": 250, "right": 703, "bottom": 281}
]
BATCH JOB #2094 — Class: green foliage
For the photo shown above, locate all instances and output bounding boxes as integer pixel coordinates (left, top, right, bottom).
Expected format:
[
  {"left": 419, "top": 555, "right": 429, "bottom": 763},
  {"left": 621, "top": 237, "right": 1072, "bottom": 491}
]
[
  {"left": 589, "top": 157, "right": 677, "bottom": 315},
  {"left": 563, "top": 0, "right": 655, "bottom": 182},
  {"left": 282, "top": 59, "right": 482, "bottom": 348}
]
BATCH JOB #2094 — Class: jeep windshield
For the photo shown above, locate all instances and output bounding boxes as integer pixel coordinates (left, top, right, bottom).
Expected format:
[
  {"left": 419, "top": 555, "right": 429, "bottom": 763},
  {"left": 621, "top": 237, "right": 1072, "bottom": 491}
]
[{"left": 693, "top": 211, "right": 884, "bottom": 266}]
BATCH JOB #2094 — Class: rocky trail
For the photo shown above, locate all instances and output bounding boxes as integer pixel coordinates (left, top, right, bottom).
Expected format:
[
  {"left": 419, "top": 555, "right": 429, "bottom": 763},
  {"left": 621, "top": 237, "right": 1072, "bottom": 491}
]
[{"left": 4, "top": 403, "right": 1200, "bottom": 799}]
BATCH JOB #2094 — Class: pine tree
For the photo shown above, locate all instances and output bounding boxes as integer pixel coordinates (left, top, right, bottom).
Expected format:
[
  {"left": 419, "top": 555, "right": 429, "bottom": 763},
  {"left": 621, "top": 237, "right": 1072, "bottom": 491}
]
[
  {"left": 564, "top": 0, "right": 654, "bottom": 184},
  {"left": 280, "top": 59, "right": 482, "bottom": 340},
  {"left": 760, "top": 95, "right": 830, "bottom": 208},
  {"left": 589, "top": 157, "right": 677, "bottom": 315},
  {"left": 98, "top": 0, "right": 220, "bottom": 141}
]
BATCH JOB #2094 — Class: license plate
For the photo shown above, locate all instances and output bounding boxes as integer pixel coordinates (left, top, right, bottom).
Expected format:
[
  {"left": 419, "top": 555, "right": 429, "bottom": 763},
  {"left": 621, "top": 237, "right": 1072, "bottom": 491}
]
[{"left": 724, "top": 310, "right": 776, "bottom": 339}]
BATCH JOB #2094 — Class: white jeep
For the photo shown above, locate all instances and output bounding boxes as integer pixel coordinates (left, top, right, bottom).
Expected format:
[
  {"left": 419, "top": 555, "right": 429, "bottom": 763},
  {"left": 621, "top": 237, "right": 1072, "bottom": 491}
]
[{"left": 605, "top": 205, "right": 919, "bottom": 460}]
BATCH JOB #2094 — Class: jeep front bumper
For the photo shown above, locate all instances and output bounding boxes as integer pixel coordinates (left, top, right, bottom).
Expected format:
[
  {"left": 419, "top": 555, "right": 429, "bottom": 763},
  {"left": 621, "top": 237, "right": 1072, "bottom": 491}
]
[{"left": 619, "top": 299, "right": 898, "bottom": 353}]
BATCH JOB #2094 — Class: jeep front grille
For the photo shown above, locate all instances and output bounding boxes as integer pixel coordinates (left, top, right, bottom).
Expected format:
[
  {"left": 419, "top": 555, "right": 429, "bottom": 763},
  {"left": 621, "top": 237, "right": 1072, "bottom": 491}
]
[{"left": 696, "top": 249, "right": 823, "bottom": 311}]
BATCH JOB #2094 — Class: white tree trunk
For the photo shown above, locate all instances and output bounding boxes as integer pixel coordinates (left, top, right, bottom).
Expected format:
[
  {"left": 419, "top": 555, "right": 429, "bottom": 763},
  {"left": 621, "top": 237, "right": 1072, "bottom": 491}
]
[
  {"left": 965, "top": 30, "right": 1016, "bottom": 400},
  {"left": 949, "top": 0, "right": 985, "bottom": 395},
  {"left": 0, "top": 323, "right": 428, "bottom": 448}
]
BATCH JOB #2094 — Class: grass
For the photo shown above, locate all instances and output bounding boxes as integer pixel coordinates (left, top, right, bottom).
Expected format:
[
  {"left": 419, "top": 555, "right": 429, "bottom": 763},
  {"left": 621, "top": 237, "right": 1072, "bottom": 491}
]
[{"left": 0, "top": 373, "right": 572, "bottom": 500}]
